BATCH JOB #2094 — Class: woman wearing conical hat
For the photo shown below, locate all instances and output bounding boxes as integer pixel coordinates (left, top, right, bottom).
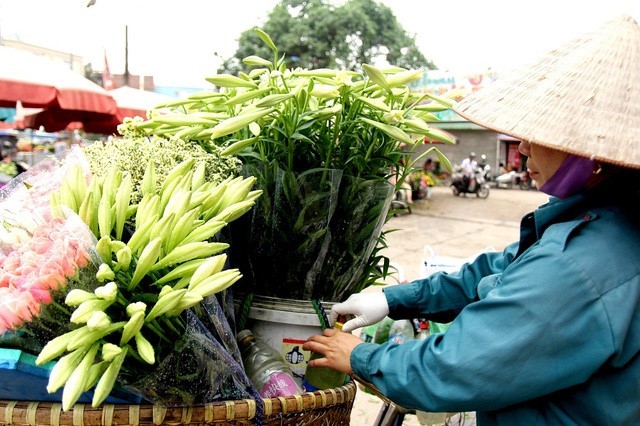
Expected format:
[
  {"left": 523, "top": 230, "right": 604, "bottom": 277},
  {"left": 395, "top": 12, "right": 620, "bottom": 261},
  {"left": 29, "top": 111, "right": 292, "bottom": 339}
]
[{"left": 304, "top": 14, "right": 640, "bottom": 425}]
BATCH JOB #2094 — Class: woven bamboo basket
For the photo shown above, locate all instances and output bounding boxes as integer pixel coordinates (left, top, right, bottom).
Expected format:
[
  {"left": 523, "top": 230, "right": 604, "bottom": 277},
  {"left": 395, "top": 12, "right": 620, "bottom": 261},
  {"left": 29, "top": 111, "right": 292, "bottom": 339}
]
[{"left": 0, "top": 382, "right": 356, "bottom": 425}]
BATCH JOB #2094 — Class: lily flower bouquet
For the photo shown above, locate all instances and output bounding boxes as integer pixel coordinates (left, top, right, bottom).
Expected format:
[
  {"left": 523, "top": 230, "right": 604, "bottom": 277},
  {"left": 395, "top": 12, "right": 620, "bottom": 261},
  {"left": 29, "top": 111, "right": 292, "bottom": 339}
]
[
  {"left": 127, "top": 29, "right": 454, "bottom": 304},
  {"left": 0, "top": 137, "right": 263, "bottom": 410}
]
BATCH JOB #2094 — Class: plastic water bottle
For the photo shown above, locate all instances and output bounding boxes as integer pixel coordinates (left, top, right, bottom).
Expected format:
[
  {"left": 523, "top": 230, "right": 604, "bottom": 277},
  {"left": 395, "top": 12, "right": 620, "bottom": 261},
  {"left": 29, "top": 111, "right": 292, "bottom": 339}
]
[
  {"left": 301, "top": 317, "right": 348, "bottom": 391},
  {"left": 373, "top": 316, "right": 395, "bottom": 343},
  {"left": 359, "top": 323, "right": 378, "bottom": 343},
  {"left": 237, "top": 329, "right": 302, "bottom": 398},
  {"left": 387, "top": 319, "right": 415, "bottom": 344}
]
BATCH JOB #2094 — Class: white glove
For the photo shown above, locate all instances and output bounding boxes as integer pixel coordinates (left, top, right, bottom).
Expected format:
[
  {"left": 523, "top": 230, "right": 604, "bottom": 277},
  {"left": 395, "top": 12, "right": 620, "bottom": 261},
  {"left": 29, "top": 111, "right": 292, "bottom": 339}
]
[{"left": 330, "top": 292, "right": 390, "bottom": 333}]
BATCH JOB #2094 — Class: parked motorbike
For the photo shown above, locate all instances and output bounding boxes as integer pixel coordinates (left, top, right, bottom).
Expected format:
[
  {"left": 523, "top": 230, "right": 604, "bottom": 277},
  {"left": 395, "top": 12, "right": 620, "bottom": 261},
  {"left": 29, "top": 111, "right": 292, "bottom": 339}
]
[
  {"left": 494, "top": 170, "right": 535, "bottom": 190},
  {"left": 450, "top": 167, "right": 490, "bottom": 198}
]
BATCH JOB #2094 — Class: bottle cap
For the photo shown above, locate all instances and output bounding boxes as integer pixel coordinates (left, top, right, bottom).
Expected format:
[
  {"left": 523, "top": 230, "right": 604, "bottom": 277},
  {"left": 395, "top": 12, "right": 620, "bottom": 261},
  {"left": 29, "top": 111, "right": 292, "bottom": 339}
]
[
  {"left": 236, "top": 329, "right": 255, "bottom": 342},
  {"left": 334, "top": 315, "right": 347, "bottom": 330}
]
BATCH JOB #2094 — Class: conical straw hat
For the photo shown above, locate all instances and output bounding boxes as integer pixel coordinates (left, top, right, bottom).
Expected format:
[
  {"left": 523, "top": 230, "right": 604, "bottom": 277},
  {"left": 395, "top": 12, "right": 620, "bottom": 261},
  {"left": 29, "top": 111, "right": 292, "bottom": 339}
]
[{"left": 453, "top": 14, "right": 640, "bottom": 169}]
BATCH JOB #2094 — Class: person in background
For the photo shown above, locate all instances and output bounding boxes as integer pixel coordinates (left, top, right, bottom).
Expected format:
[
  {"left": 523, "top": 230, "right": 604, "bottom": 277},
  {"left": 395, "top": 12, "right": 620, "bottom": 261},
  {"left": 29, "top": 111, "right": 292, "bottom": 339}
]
[
  {"left": 422, "top": 158, "right": 435, "bottom": 173},
  {"left": 433, "top": 159, "right": 442, "bottom": 177},
  {"left": 303, "top": 14, "right": 640, "bottom": 425},
  {"left": 477, "top": 154, "right": 492, "bottom": 181},
  {"left": 477, "top": 154, "right": 487, "bottom": 170},
  {"left": 459, "top": 151, "right": 477, "bottom": 190}
]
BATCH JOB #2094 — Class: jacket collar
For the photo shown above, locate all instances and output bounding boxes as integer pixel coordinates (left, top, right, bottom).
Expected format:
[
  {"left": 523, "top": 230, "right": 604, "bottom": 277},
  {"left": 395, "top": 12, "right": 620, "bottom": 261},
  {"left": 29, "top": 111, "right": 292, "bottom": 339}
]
[{"left": 516, "top": 194, "right": 588, "bottom": 257}]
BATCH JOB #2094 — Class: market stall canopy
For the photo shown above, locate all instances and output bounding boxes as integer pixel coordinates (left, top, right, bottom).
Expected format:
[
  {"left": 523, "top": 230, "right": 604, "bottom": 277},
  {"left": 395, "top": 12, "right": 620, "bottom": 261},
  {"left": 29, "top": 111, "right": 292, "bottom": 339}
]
[
  {"left": 0, "top": 46, "right": 117, "bottom": 131},
  {"left": 22, "top": 105, "right": 116, "bottom": 133},
  {"left": 39, "top": 86, "right": 175, "bottom": 135},
  {"left": 110, "top": 86, "right": 173, "bottom": 120}
]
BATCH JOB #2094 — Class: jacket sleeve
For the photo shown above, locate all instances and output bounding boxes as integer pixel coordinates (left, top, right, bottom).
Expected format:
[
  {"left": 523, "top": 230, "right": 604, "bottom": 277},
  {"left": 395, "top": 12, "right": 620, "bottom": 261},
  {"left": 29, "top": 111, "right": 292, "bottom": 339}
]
[
  {"left": 383, "top": 242, "right": 518, "bottom": 323},
  {"left": 351, "top": 236, "right": 616, "bottom": 413}
]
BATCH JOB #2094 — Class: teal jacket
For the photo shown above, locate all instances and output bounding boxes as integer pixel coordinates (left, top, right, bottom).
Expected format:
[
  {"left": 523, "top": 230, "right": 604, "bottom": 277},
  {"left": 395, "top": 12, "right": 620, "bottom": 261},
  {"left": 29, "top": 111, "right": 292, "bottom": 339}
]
[{"left": 351, "top": 192, "right": 640, "bottom": 425}]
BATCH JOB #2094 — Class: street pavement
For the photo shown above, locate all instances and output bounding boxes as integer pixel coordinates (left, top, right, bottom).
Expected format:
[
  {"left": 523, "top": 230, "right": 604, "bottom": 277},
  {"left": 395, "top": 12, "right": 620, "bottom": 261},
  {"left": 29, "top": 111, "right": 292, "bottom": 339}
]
[
  {"left": 348, "top": 185, "right": 549, "bottom": 425},
  {"left": 381, "top": 185, "right": 548, "bottom": 282}
]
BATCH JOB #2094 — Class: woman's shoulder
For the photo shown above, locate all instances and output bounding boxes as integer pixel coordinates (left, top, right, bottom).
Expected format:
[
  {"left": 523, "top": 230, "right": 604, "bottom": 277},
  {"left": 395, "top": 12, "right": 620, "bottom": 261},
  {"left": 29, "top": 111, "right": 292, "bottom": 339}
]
[
  {"left": 544, "top": 204, "right": 640, "bottom": 289},
  {"left": 545, "top": 202, "right": 640, "bottom": 247}
]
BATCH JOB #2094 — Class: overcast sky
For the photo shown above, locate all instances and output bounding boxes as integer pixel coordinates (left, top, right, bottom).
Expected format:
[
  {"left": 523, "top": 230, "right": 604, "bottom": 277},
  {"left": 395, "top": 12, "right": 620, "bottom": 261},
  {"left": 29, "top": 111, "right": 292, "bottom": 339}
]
[{"left": 1, "top": 0, "right": 639, "bottom": 87}]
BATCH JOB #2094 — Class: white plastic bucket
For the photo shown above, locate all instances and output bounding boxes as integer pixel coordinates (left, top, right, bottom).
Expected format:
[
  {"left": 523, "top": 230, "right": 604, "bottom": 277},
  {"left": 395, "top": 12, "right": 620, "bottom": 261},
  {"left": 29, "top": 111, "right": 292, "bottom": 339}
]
[{"left": 242, "top": 296, "right": 335, "bottom": 384}]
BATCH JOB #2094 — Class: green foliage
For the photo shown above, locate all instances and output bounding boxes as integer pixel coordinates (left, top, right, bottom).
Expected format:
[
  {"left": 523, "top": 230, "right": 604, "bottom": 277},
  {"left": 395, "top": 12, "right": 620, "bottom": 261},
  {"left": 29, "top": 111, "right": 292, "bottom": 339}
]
[
  {"left": 128, "top": 30, "right": 453, "bottom": 301},
  {"left": 130, "top": 39, "right": 454, "bottom": 184},
  {"left": 219, "top": 0, "right": 435, "bottom": 75}
]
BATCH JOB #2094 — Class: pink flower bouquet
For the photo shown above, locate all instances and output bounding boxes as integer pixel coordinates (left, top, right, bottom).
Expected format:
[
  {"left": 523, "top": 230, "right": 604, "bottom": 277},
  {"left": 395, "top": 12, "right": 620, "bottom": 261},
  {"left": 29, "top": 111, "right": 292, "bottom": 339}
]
[
  {"left": 0, "top": 155, "right": 99, "bottom": 343},
  {"left": 0, "top": 212, "right": 94, "bottom": 333}
]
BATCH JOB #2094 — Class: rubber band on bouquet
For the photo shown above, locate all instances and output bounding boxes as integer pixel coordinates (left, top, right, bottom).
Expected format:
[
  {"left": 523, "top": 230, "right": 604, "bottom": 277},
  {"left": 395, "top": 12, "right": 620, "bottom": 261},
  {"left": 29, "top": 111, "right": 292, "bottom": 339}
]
[{"left": 312, "top": 299, "right": 330, "bottom": 330}]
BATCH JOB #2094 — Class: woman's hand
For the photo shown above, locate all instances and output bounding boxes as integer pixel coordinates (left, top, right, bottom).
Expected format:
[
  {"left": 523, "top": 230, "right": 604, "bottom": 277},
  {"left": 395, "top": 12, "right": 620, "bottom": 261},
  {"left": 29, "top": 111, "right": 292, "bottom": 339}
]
[
  {"left": 302, "top": 329, "right": 364, "bottom": 375},
  {"left": 330, "top": 292, "right": 389, "bottom": 333}
]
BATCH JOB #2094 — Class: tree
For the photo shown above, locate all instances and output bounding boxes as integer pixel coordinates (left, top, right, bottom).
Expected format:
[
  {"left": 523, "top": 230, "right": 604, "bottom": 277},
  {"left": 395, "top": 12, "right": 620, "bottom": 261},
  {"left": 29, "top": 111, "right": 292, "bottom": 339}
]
[{"left": 218, "top": 0, "right": 436, "bottom": 75}]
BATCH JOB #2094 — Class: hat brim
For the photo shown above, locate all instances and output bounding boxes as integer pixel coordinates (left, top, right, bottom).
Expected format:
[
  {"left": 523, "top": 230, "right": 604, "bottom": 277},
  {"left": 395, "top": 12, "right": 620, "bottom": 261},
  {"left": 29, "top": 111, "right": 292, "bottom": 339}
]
[{"left": 454, "top": 14, "right": 640, "bottom": 169}]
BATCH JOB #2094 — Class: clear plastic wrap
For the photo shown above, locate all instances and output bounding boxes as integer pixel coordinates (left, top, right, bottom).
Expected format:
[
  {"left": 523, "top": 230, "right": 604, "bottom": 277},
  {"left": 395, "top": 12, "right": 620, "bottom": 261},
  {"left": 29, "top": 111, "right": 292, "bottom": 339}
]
[
  {"left": 230, "top": 164, "right": 393, "bottom": 301},
  {"left": 119, "top": 309, "right": 259, "bottom": 406},
  {"left": 316, "top": 175, "right": 394, "bottom": 300},
  {"left": 0, "top": 151, "right": 98, "bottom": 345},
  {"left": 231, "top": 165, "right": 342, "bottom": 301},
  {"left": 194, "top": 293, "right": 244, "bottom": 366}
]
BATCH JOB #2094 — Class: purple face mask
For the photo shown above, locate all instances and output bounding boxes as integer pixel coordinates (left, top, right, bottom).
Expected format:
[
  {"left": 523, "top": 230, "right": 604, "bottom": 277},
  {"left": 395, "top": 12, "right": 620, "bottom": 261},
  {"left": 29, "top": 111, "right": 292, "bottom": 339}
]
[{"left": 539, "top": 154, "right": 595, "bottom": 198}]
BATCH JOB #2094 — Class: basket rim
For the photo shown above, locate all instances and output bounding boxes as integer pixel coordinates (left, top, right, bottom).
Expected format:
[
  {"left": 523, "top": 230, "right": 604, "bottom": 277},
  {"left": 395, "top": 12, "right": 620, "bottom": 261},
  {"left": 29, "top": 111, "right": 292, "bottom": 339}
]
[{"left": 0, "top": 381, "right": 356, "bottom": 425}]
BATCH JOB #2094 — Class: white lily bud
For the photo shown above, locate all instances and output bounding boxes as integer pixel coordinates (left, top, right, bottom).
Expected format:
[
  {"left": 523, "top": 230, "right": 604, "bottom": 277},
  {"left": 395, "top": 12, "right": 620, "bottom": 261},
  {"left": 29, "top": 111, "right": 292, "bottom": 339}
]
[
  {"left": 70, "top": 299, "right": 112, "bottom": 324},
  {"left": 95, "top": 236, "right": 112, "bottom": 264},
  {"left": 47, "top": 346, "right": 89, "bottom": 394},
  {"left": 87, "top": 311, "right": 111, "bottom": 330},
  {"left": 92, "top": 347, "right": 128, "bottom": 408},
  {"left": 383, "top": 109, "right": 405, "bottom": 124},
  {"left": 62, "top": 343, "right": 99, "bottom": 411},
  {"left": 126, "top": 301, "right": 147, "bottom": 317},
  {"left": 116, "top": 246, "right": 132, "bottom": 270},
  {"left": 96, "top": 264, "right": 115, "bottom": 282},
  {"left": 94, "top": 282, "right": 118, "bottom": 301},
  {"left": 135, "top": 332, "right": 155, "bottom": 364},
  {"left": 158, "top": 285, "right": 173, "bottom": 298},
  {"left": 101, "top": 343, "right": 122, "bottom": 362},
  {"left": 120, "top": 311, "right": 144, "bottom": 345},
  {"left": 65, "top": 289, "right": 97, "bottom": 307},
  {"left": 36, "top": 328, "right": 83, "bottom": 365}
]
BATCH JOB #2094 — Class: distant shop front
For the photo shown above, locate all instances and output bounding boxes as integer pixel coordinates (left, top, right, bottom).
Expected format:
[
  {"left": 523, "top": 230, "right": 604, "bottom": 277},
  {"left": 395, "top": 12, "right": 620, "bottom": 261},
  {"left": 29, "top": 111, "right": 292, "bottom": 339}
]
[
  {"left": 498, "top": 133, "right": 527, "bottom": 172},
  {"left": 410, "top": 70, "right": 528, "bottom": 174}
]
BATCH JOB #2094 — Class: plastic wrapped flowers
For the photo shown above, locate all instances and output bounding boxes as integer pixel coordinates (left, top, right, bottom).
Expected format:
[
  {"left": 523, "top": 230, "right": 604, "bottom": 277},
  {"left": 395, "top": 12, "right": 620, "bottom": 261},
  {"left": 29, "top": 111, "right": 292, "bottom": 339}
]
[
  {"left": 0, "top": 200, "right": 94, "bottom": 335},
  {"left": 0, "top": 148, "right": 262, "bottom": 410},
  {"left": 0, "top": 156, "right": 97, "bottom": 337}
]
